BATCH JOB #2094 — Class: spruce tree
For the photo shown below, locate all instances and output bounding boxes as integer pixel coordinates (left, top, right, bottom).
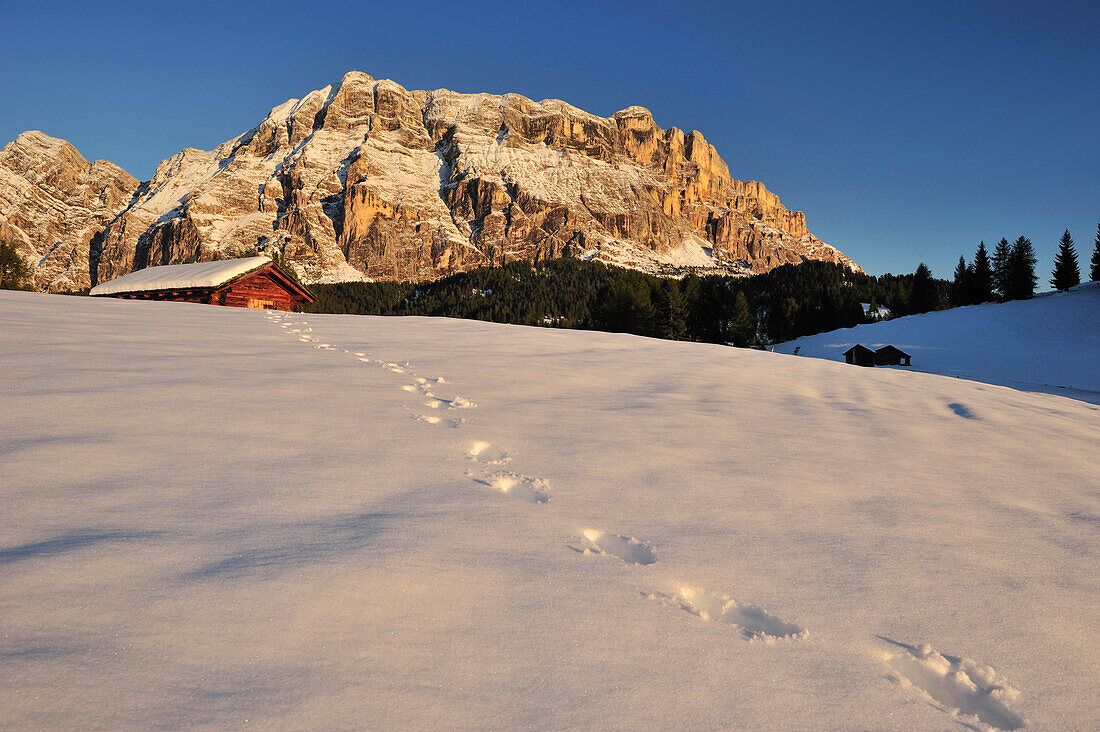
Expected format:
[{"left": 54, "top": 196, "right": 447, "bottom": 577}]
[
  {"left": 951, "top": 255, "right": 971, "bottom": 306},
  {"left": 910, "top": 263, "right": 939, "bottom": 313},
  {"left": 1091, "top": 223, "right": 1100, "bottom": 282},
  {"left": 654, "top": 279, "right": 687, "bottom": 340},
  {"left": 1049, "top": 229, "right": 1080, "bottom": 291},
  {"left": 1005, "top": 236, "right": 1038, "bottom": 300},
  {"left": 594, "top": 280, "right": 656, "bottom": 335},
  {"left": 971, "top": 241, "right": 994, "bottom": 303},
  {"left": 992, "top": 237, "right": 1012, "bottom": 300},
  {"left": 729, "top": 291, "right": 754, "bottom": 346}
]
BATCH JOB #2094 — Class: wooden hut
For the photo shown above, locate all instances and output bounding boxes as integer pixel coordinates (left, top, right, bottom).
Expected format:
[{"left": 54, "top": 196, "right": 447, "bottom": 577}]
[
  {"left": 874, "top": 345, "right": 912, "bottom": 366},
  {"left": 90, "top": 257, "right": 315, "bottom": 311},
  {"left": 843, "top": 344, "right": 877, "bottom": 367}
]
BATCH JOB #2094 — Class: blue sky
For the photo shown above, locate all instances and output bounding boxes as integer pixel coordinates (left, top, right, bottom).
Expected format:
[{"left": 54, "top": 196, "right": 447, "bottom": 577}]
[{"left": 2, "top": 0, "right": 1096, "bottom": 278}]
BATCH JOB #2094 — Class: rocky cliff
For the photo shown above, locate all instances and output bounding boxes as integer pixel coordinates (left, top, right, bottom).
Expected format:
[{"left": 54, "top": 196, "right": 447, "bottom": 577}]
[
  {"left": 0, "top": 132, "right": 138, "bottom": 291},
  {"left": 0, "top": 72, "right": 861, "bottom": 291}
]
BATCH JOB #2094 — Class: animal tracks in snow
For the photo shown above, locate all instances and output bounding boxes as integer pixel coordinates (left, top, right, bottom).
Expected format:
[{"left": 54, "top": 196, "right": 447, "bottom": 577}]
[
  {"left": 466, "top": 441, "right": 510, "bottom": 464},
  {"left": 265, "top": 314, "right": 1028, "bottom": 732},
  {"left": 659, "top": 587, "right": 806, "bottom": 642},
  {"left": 424, "top": 393, "right": 476, "bottom": 410},
  {"left": 474, "top": 471, "right": 550, "bottom": 504},
  {"left": 411, "top": 414, "right": 466, "bottom": 428},
  {"left": 882, "top": 641, "right": 1024, "bottom": 730},
  {"left": 404, "top": 377, "right": 444, "bottom": 394},
  {"left": 577, "top": 529, "right": 657, "bottom": 565}
]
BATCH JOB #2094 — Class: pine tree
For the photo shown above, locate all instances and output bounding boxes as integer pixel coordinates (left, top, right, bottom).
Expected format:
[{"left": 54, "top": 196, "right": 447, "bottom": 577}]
[
  {"left": 654, "top": 279, "right": 687, "bottom": 340},
  {"left": 971, "top": 241, "right": 994, "bottom": 303},
  {"left": 910, "top": 263, "right": 939, "bottom": 313},
  {"left": 1005, "top": 236, "right": 1038, "bottom": 300},
  {"left": 951, "top": 255, "right": 972, "bottom": 306},
  {"left": 0, "top": 242, "right": 34, "bottom": 290},
  {"left": 595, "top": 279, "right": 657, "bottom": 336},
  {"left": 729, "top": 291, "right": 754, "bottom": 346},
  {"left": 1049, "top": 229, "right": 1080, "bottom": 291},
  {"left": 1091, "top": 223, "right": 1100, "bottom": 282},
  {"left": 992, "top": 237, "right": 1012, "bottom": 300}
]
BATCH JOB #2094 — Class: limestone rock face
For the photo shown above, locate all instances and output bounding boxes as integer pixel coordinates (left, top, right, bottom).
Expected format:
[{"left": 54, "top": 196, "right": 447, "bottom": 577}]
[
  {"left": 0, "top": 132, "right": 138, "bottom": 291},
  {"left": 2, "top": 72, "right": 861, "bottom": 289}
]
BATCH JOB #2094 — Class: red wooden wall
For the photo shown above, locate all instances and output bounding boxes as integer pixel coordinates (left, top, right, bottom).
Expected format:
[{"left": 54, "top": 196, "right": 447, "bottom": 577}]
[{"left": 215, "top": 270, "right": 308, "bottom": 311}]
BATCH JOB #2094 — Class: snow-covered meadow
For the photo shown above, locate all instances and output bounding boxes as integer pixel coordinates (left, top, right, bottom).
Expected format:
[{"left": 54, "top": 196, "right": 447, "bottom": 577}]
[
  {"left": 775, "top": 283, "right": 1100, "bottom": 404},
  {"left": 2, "top": 290, "right": 1097, "bottom": 729}
]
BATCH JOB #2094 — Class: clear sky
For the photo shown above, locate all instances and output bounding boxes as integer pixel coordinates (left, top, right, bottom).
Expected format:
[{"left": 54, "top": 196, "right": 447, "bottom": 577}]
[{"left": 3, "top": 0, "right": 1096, "bottom": 278}]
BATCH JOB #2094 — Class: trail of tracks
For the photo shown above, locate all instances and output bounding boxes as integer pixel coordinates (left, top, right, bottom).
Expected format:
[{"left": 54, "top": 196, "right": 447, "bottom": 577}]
[{"left": 267, "top": 310, "right": 1027, "bottom": 730}]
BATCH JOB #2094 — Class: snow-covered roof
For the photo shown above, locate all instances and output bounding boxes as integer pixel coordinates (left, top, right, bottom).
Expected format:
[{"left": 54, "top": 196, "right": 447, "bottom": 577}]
[{"left": 90, "top": 257, "right": 272, "bottom": 296}]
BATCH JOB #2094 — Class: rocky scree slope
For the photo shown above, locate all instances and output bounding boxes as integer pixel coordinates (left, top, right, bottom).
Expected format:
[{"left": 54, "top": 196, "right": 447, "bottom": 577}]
[{"left": 1, "top": 72, "right": 861, "bottom": 291}]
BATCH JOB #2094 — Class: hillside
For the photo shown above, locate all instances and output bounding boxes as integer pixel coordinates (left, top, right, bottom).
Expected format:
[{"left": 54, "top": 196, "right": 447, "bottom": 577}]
[
  {"left": 775, "top": 283, "right": 1100, "bottom": 404},
  {"left": 0, "top": 72, "right": 860, "bottom": 292},
  {"left": 3, "top": 291, "right": 1097, "bottom": 729}
]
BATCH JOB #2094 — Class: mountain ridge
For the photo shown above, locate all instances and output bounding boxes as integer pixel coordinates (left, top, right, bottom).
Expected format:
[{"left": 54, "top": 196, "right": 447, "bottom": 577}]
[{"left": 1, "top": 71, "right": 862, "bottom": 291}]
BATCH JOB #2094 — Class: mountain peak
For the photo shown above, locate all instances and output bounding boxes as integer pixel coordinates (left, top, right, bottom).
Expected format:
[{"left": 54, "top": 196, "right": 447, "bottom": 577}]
[{"left": 1, "top": 73, "right": 861, "bottom": 291}]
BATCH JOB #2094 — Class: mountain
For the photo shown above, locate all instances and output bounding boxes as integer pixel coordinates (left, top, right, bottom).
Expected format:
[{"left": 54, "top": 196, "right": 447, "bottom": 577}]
[
  {"left": 1, "top": 71, "right": 861, "bottom": 291},
  {"left": 775, "top": 282, "right": 1100, "bottom": 403},
  {"left": 0, "top": 131, "right": 138, "bottom": 292},
  {"left": 4, "top": 288, "right": 1097, "bottom": 728}
]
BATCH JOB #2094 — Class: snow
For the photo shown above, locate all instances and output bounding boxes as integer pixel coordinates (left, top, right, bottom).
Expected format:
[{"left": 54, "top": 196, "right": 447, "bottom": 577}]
[
  {"left": 89, "top": 257, "right": 272, "bottom": 295},
  {"left": 2, "top": 290, "right": 1098, "bottom": 729},
  {"left": 663, "top": 234, "right": 721, "bottom": 268},
  {"left": 861, "top": 302, "right": 892, "bottom": 319},
  {"left": 776, "top": 284, "right": 1100, "bottom": 404},
  {"left": 579, "top": 235, "right": 751, "bottom": 278}
]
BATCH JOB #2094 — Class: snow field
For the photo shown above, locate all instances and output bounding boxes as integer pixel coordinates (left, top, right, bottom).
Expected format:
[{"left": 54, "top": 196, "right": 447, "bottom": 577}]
[
  {"left": 776, "top": 283, "right": 1100, "bottom": 403},
  {"left": 2, "top": 290, "right": 1098, "bottom": 729}
]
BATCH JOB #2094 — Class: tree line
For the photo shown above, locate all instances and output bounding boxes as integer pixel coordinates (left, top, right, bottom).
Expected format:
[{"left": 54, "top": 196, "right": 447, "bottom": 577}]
[
  {"left": 4, "top": 225, "right": 1096, "bottom": 349},
  {"left": 949, "top": 225, "right": 1100, "bottom": 306},
  {"left": 305, "top": 223, "right": 1098, "bottom": 347},
  {"left": 306, "top": 258, "right": 952, "bottom": 346}
]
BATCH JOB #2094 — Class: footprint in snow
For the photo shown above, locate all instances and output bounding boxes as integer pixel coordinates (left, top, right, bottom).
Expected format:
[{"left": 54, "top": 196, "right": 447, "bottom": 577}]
[
  {"left": 658, "top": 587, "right": 806, "bottom": 642},
  {"left": 576, "top": 530, "right": 657, "bottom": 565},
  {"left": 880, "top": 639, "right": 1024, "bottom": 730},
  {"left": 424, "top": 394, "right": 476, "bottom": 410},
  {"left": 475, "top": 472, "right": 550, "bottom": 504},
  {"left": 411, "top": 414, "right": 466, "bottom": 428},
  {"left": 401, "top": 380, "right": 434, "bottom": 394},
  {"left": 466, "top": 441, "right": 510, "bottom": 464}
]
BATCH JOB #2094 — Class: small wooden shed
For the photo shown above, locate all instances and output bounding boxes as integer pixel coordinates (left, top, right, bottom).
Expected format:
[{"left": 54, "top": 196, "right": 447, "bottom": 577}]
[
  {"left": 843, "top": 344, "right": 877, "bottom": 367},
  {"left": 874, "top": 345, "right": 912, "bottom": 366},
  {"left": 90, "top": 257, "right": 315, "bottom": 311}
]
